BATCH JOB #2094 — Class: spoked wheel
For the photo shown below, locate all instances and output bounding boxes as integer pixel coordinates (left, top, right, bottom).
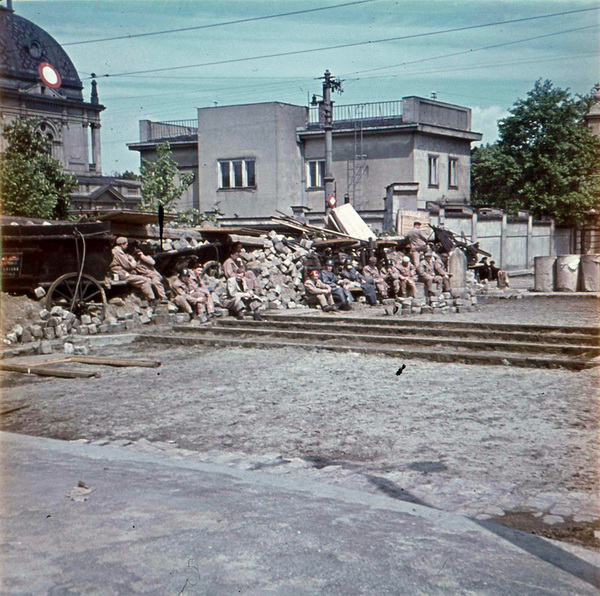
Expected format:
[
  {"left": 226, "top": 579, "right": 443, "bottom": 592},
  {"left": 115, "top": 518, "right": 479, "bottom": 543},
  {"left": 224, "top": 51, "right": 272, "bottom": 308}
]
[
  {"left": 202, "top": 260, "right": 223, "bottom": 278},
  {"left": 46, "top": 273, "right": 107, "bottom": 320}
]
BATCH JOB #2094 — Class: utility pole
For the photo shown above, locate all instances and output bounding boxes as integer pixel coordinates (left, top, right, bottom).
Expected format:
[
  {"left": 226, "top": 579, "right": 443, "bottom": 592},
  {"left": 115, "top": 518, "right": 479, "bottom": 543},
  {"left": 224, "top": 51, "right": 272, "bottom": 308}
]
[{"left": 312, "top": 70, "right": 342, "bottom": 214}]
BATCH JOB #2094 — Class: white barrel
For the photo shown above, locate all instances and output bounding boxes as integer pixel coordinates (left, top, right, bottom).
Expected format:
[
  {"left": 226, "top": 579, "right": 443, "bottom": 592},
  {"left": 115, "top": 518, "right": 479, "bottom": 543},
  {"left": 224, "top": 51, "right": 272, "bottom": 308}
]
[
  {"left": 580, "top": 254, "right": 600, "bottom": 292},
  {"left": 555, "top": 255, "right": 580, "bottom": 292},
  {"left": 533, "top": 256, "right": 556, "bottom": 292}
]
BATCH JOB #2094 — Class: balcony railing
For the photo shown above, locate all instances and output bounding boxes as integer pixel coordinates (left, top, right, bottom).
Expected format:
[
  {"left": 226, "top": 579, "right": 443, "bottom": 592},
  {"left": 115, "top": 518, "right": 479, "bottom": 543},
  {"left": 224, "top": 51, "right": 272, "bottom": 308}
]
[
  {"left": 147, "top": 119, "right": 198, "bottom": 141},
  {"left": 308, "top": 100, "right": 403, "bottom": 126}
]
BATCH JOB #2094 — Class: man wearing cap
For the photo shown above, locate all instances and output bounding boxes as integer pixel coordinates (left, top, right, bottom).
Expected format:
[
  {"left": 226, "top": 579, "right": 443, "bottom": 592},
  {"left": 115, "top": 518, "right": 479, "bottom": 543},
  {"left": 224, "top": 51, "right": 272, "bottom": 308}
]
[
  {"left": 396, "top": 256, "right": 418, "bottom": 298},
  {"left": 363, "top": 256, "right": 389, "bottom": 300},
  {"left": 133, "top": 245, "right": 167, "bottom": 301},
  {"left": 406, "top": 222, "right": 430, "bottom": 266},
  {"left": 304, "top": 269, "right": 336, "bottom": 311},
  {"left": 109, "top": 237, "right": 155, "bottom": 301},
  {"left": 171, "top": 269, "right": 205, "bottom": 319},
  {"left": 340, "top": 259, "right": 377, "bottom": 306},
  {"left": 223, "top": 267, "right": 264, "bottom": 320},
  {"left": 223, "top": 242, "right": 258, "bottom": 291},
  {"left": 417, "top": 251, "right": 452, "bottom": 296},
  {"left": 319, "top": 260, "right": 352, "bottom": 310},
  {"left": 188, "top": 260, "right": 217, "bottom": 318}
]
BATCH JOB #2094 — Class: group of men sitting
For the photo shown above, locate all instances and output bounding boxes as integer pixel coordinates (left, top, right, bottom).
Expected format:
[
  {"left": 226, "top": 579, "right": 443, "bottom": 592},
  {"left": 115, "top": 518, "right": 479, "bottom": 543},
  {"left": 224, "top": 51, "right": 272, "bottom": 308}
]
[{"left": 303, "top": 247, "right": 452, "bottom": 311}]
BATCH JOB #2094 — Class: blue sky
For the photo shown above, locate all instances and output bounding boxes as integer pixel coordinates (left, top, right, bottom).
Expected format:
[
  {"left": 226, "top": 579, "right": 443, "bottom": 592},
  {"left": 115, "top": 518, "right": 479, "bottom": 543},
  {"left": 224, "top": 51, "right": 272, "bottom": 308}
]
[{"left": 10, "top": 0, "right": 599, "bottom": 174}]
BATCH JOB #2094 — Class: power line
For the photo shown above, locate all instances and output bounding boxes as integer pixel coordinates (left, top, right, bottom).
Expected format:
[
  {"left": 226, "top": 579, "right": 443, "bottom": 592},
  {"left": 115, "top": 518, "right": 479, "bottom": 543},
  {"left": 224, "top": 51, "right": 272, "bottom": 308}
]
[
  {"left": 344, "top": 24, "right": 600, "bottom": 77},
  {"left": 63, "top": 0, "right": 379, "bottom": 46},
  {"left": 87, "top": 6, "right": 600, "bottom": 79}
]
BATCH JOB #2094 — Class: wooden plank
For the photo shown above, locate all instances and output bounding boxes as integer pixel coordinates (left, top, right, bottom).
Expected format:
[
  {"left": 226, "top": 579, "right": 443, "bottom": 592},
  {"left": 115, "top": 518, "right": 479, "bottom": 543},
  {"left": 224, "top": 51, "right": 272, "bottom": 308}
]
[
  {"left": 0, "top": 405, "right": 30, "bottom": 416},
  {"left": 67, "top": 356, "right": 161, "bottom": 368},
  {"left": 0, "top": 363, "right": 98, "bottom": 379}
]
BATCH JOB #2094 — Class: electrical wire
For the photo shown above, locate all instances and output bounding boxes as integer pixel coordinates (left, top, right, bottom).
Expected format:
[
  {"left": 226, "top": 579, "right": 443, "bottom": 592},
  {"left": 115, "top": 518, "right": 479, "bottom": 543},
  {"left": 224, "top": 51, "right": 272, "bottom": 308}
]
[{"left": 85, "top": 6, "right": 600, "bottom": 79}]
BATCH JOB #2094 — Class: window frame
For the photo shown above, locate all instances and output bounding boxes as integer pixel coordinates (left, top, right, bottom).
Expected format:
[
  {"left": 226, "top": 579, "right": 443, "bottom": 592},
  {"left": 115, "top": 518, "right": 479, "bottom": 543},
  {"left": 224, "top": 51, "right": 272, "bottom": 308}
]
[
  {"left": 218, "top": 158, "right": 256, "bottom": 190},
  {"left": 448, "top": 157, "right": 459, "bottom": 189},
  {"left": 428, "top": 154, "right": 439, "bottom": 188},
  {"left": 306, "top": 159, "right": 325, "bottom": 189}
]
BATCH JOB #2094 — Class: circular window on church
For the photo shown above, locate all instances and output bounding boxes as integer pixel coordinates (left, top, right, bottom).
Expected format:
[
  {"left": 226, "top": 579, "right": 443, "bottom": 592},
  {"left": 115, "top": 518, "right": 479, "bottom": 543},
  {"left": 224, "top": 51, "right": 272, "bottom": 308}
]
[
  {"left": 28, "top": 40, "right": 43, "bottom": 59},
  {"left": 38, "top": 62, "right": 62, "bottom": 88}
]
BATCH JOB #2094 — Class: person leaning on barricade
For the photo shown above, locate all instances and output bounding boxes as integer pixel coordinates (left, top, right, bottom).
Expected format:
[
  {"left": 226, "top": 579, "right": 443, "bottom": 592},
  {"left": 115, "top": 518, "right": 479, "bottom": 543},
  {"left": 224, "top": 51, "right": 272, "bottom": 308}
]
[
  {"left": 406, "top": 221, "right": 431, "bottom": 266},
  {"left": 304, "top": 269, "right": 337, "bottom": 312},
  {"left": 109, "top": 237, "right": 156, "bottom": 301},
  {"left": 223, "top": 267, "right": 264, "bottom": 320},
  {"left": 319, "top": 260, "right": 352, "bottom": 311}
]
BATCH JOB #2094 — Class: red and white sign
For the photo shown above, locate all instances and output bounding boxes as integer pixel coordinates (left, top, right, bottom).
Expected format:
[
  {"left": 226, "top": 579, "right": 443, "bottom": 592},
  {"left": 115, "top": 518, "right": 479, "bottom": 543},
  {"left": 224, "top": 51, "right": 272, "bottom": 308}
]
[
  {"left": 326, "top": 194, "right": 337, "bottom": 209},
  {"left": 38, "top": 62, "right": 61, "bottom": 88}
]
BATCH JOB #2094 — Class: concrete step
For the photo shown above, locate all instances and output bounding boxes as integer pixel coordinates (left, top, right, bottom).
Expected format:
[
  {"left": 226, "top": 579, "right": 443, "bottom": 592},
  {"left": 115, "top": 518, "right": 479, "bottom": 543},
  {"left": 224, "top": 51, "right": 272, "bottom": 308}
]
[
  {"left": 138, "top": 333, "right": 598, "bottom": 370},
  {"left": 172, "top": 324, "right": 600, "bottom": 358},
  {"left": 211, "top": 319, "right": 600, "bottom": 347}
]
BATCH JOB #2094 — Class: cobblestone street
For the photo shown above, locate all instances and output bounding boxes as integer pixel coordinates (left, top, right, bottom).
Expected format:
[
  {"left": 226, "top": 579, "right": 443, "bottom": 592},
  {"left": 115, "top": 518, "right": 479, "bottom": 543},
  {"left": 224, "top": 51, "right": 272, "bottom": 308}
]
[{"left": 2, "top": 296, "right": 599, "bottom": 548}]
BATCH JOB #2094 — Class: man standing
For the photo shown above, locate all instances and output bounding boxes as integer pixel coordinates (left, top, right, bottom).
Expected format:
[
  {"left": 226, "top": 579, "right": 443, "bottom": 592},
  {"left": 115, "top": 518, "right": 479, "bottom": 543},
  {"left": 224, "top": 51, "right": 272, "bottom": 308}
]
[
  {"left": 417, "top": 251, "right": 452, "bottom": 296},
  {"left": 319, "top": 260, "right": 352, "bottom": 310},
  {"left": 406, "top": 222, "right": 430, "bottom": 266},
  {"left": 304, "top": 269, "right": 336, "bottom": 311},
  {"left": 109, "top": 237, "right": 155, "bottom": 301}
]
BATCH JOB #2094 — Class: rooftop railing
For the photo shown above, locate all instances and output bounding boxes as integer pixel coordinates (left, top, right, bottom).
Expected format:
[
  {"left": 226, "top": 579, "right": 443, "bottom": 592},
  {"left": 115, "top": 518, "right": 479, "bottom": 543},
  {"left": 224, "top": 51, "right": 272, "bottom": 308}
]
[
  {"left": 147, "top": 119, "right": 198, "bottom": 141},
  {"left": 308, "top": 100, "right": 403, "bottom": 125}
]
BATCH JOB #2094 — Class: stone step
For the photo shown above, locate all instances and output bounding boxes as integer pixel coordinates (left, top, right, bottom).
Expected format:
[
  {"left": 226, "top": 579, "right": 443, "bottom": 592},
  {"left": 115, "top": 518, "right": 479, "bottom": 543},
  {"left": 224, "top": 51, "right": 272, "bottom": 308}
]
[
  {"left": 260, "top": 313, "right": 599, "bottom": 337},
  {"left": 171, "top": 325, "right": 600, "bottom": 358},
  {"left": 211, "top": 319, "right": 600, "bottom": 347},
  {"left": 138, "top": 333, "right": 598, "bottom": 370}
]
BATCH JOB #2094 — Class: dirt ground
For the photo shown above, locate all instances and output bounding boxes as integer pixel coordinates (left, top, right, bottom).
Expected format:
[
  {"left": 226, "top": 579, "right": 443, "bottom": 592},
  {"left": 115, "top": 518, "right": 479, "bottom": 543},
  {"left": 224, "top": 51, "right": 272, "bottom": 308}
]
[{"left": 2, "top": 311, "right": 599, "bottom": 550}]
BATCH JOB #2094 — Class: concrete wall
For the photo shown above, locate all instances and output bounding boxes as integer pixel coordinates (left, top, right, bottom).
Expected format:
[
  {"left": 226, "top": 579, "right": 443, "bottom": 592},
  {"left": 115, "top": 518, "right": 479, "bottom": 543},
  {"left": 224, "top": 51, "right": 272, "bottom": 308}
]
[{"left": 197, "top": 102, "right": 307, "bottom": 218}]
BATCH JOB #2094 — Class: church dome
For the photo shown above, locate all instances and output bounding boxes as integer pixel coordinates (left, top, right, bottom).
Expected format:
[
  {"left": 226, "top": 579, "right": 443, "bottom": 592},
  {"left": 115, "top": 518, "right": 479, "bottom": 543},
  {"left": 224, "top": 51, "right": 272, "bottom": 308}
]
[{"left": 0, "top": 6, "right": 83, "bottom": 101}]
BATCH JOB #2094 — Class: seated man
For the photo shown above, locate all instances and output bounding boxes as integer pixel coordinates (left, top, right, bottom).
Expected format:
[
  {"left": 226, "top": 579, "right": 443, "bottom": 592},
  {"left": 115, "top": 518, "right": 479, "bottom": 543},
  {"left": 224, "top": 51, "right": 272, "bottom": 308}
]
[
  {"left": 319, "top": 260, "right": 352, "bottom": 310},
  {"left": 222, "top": 242, "right": 258, "bottom": 291},
  {"left": 133, "top": 244, "right": 167, "bottom": 301},
  {"left": 363, "top": 256, "right": 389, "bottom": 300},
  {"left": 304, "top": 269, "right": 336, "bottom": 311},
  {"left": 396, "top": 256, "right": 417, "bottom": 298},
  {"left": 109, "top": 237, "right": 155, "bottom": 301},
  {"left": 417, "top": 251, "right": 452, "bottom": 296},
  {"left": 223, "top": 267, "right": 264, "bottom": 320},
  {"left": 170, "top": 269, "right": 206, "bottom": 320},
  {"left": 475, "top": 257, "right": 491, "bottom": 282},
  {"left": 188, "top": 260, "right": 217, "bottom": 318},
  {"left": 340, "top": 259, "right": 377, "bottom": 306}
]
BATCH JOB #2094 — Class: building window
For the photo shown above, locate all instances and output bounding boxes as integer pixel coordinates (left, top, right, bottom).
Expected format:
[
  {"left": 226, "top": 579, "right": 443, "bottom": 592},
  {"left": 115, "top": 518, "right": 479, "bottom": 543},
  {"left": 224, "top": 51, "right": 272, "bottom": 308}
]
[
  {"left": 307, "top": 160, "right": 325, "bottom": 188},
  {"left": 218, "top": 159, "right": 256, "bottom": 189},
  {"left": 448, "top": 157, "right": 458, "bottom": 188},
  {"left": 428, "top": 155, "right": 439, "bottom": 187}
]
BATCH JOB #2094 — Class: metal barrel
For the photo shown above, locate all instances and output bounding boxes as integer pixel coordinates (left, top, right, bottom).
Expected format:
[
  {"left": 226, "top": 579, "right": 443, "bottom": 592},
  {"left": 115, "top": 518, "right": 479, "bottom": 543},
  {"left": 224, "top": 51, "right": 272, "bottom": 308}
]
[
  {"left": 533, "top": 256, "right": 556, "bottom": 292},
  {"left": 580, "top": 254, "right": 600, "bottom": 292},
  {"left": 555, "top": 255, "right": 580, "bottom": 292}
]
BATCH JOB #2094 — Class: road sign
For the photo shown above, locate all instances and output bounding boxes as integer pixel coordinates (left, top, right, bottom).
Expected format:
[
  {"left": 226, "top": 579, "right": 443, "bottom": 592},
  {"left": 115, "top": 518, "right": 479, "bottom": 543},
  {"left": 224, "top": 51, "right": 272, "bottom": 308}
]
[{"left": 327, "top": 194, "right": 337, "bottom": 209}]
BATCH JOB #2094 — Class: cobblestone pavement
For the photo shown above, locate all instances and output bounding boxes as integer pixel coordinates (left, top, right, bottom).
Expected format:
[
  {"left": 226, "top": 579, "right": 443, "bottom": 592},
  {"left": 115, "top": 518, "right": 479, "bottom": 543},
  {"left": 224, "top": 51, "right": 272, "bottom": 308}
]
[{"left": 2, "top": 296, "right": 599, "bottom": 548}]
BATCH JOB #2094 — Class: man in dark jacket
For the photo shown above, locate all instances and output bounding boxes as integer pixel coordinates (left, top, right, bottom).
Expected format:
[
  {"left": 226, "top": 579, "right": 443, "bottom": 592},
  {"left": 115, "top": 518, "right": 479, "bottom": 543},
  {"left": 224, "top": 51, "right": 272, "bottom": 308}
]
[
  {"left": 319, "top": 260, "right": 352, "bottom": 310},
  {"left": 340, "top": 259, "right": 377, "bottom": 305}
]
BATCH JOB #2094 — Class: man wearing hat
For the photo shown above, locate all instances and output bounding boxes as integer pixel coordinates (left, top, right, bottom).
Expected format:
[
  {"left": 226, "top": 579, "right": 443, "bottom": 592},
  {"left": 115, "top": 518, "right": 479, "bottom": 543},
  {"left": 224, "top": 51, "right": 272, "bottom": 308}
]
[
  {"left": 304, "top": 269, "right": 336, "bottom": 311},
  {"left": 319, "top": 260, "right": 352, "bottom": 310},
  {"left": 340, "top": 259, "right": 377, "bottom": 305},
  {"left": 363, "top": 256, "right": 390, "bottom": 300},
  {"left": 417, "top": 250, "right": 452, "bottom": 296},
  {"left": 109, "top": 237, "right": 155, "bottom": 301},
  {"left": 406, "top": 221, "right": 430, "bottom": 266},
  {"left": 396, "top": 256, "right": 418, "bottom": 298},
  {"left": 171, "top": 268, "right": 206, "bottom": 319}
]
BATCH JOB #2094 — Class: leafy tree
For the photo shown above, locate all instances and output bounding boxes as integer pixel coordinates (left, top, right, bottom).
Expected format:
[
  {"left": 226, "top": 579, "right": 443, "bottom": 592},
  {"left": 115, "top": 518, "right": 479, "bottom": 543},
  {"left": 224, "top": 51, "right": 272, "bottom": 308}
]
[
  {"left": 471, "top": 80, "right": 600, "bottom": 223},
  {"left": 140, "top": 141, "right": 193, "bottom": 212},
  {"left": 111, "top": 170, "right": 139, "bottom": 180},
  {"left": 0, "top": 118, "right": 76, "bottom": 219}
]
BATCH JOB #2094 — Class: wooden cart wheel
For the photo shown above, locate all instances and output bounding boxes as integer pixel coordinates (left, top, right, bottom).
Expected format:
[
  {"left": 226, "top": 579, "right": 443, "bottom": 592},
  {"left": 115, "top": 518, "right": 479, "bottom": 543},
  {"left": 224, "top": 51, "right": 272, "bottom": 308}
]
[
  {"left": 202, "top": 260, "right": 223, "bottom": 278},
  {"left": 46, "top": 273, "right": 107, "bottom": 320}
]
